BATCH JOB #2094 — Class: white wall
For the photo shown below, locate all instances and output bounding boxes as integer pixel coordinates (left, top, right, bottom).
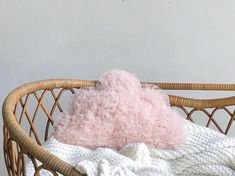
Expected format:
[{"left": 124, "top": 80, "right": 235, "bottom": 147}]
[{"left": 1, "top": 0, "right": 235, "bottom": 175}]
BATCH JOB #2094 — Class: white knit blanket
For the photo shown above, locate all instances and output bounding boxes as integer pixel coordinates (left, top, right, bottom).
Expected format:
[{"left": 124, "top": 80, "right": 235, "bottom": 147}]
[{"left": 26, "top": 120, "right": 235, "bottom": 176}]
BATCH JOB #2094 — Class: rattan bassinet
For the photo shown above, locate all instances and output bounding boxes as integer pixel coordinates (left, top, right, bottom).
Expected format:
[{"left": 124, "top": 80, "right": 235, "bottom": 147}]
[{"left": 2, "top": 79, "right": 235, "bottom": 176}]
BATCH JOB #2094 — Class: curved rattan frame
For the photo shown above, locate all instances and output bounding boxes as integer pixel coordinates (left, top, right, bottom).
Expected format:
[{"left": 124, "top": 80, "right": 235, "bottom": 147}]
[{"left": 2, "top": 79, "right": 235, "bottom": 176}]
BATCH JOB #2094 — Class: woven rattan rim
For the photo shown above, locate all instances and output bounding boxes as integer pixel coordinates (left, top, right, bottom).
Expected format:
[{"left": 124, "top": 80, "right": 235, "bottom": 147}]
[{"left": 3, "top": 79, "right": 235, "bottom": 176}]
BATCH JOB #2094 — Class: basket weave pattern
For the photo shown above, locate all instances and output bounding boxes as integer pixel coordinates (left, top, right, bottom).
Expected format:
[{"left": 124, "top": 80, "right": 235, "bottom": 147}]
[{"left": 2, "top": 80, "right": 235, "bottom": 176}]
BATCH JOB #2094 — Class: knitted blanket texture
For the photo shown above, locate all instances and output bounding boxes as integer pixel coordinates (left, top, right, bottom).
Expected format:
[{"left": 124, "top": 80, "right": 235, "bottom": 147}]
[{"left": 26, "top": 119, "right": 235, "bottom": 176}]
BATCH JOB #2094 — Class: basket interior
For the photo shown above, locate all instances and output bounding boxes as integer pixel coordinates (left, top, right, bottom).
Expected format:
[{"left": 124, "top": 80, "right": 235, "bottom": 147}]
[{"left": 3, "top": 86, "right": 235, "bottom": 176}]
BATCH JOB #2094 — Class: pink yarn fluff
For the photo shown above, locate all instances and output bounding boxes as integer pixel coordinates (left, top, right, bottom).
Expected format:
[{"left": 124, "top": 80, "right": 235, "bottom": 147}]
[{"left": 53, "top": 69, "right": 187, "bottom": 150}]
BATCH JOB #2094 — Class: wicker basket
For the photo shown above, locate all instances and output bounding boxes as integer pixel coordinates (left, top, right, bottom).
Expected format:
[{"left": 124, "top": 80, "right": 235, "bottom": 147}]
[{"left": 2, "top": 79, "right": 235, "bottom": 176}]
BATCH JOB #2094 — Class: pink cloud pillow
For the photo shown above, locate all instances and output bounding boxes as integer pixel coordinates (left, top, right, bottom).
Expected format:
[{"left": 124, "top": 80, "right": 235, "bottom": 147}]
[{"left": 53, "top": 69, "right": 187, "bottom": 150}]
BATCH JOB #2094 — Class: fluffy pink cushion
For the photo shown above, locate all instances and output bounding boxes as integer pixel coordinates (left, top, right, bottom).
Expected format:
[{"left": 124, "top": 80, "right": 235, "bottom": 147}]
[{"left": 53, "top": 69, "right": 187, "bottom": 150}]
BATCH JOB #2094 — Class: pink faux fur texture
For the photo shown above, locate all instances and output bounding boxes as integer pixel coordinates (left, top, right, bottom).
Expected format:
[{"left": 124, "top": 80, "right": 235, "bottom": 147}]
[{"left": 53, "top": 69, "right": 187, "bottom": 150}]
